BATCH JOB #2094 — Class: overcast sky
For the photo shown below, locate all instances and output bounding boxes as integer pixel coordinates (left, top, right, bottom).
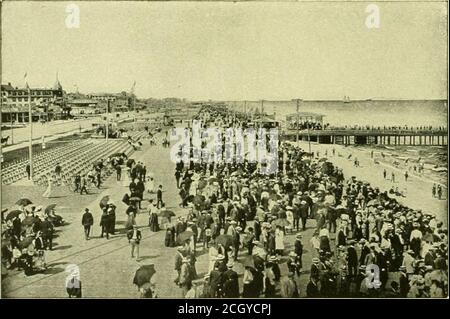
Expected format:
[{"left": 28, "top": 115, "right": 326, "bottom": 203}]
[{"left": 2, "top": 1, "right": 447, "bottom": 100}]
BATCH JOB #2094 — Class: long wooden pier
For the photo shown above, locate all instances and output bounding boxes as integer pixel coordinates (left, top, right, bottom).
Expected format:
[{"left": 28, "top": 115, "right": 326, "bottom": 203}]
[{"left": 282, "top": 128, "right": 448, "bottom": 146}]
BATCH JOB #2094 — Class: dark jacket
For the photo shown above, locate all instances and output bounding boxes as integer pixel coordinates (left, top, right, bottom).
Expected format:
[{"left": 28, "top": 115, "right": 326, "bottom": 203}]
[{"left": 82, "top": 212, "right": 94, "bottom": 226}]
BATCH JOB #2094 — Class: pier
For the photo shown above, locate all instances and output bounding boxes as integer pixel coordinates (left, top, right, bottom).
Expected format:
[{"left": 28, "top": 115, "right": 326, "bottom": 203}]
[{"left": 282, "top": 128, "right": 448, "bottom": 146}]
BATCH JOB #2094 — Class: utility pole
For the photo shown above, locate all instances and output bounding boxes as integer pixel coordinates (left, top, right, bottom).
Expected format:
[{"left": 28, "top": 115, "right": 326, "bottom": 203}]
[
  {"left": 295, "top": 99, "right": 300, "bottom": 147},
  {"left": 27, "top": 84, "right": 33, "bottom": 180},
  {"left": 106, "top": 99, "right": 110, "bottom": 142}
]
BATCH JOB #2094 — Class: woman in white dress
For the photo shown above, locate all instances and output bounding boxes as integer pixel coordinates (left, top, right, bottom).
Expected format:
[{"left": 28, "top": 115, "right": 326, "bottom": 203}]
[
  {"left": 42, "top": 174, "right": 54, "bottom": 198},
  {"left": 274, "top": 226, "right": 285, "bottom": 256},
  {"left": 146, "top": 177, "right": 155, "bottom": 194}
]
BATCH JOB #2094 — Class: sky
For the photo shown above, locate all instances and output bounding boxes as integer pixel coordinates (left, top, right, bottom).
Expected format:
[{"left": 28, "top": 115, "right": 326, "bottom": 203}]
[{"left": 1, "top": 1, "right": 448, "bottom": 100}]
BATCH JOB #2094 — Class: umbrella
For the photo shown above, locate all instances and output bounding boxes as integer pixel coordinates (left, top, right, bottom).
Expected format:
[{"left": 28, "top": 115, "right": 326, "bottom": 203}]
[
  {"left": 273, "top": 218, "right": 290, "bottom": 227},
  {"left": 367, "top": 199, "right": 381, "bottom": 207},
  {"left": 242, "top": 256, "right": 255, "bottom": 269},
  {"left": 5, "top": 210, "right": 22, "bottom": 221},
  {"left": 215, "top": 234, "right": 234, "bottom": 248},
  {"left": 423, "top": 233, "right": 434, "bottom": 243},
  {"left": 178, "top": 231, "right": 194, "bottom": 243},
  {"left": 208, "top": 177, "right": 218, "bottom": 184},
  {"left": 133, "top": 264, "right": 156, "bottom": 287},
  {"left": 21, "top": 216, "right": 37, "bottom": 227},
  {"left": 18, "top": 236, "right": 34, "bottom": 249},
  {"left": 198, "top": 180, "right": 207, "bottom": 190},
  {"left": 100, "top": 196, "right": 110, "bottom": 208},
  {"left": 16, "top": 198, "right": 33, "bottom": 206},
  {"left": 159, "top": 210, "right": 175, "bottom": 218},
  {"left": 335, "top": 205, "right": 347, "bottom": 214},
  {"left": 269, "top": 193, "right": 281, "bottom": 201},
  {"left": 193, "top": 195, "right": 204, "bottom": 206},
  {"left": 45, "top": 204, "right": 57, "bottom": 215}
]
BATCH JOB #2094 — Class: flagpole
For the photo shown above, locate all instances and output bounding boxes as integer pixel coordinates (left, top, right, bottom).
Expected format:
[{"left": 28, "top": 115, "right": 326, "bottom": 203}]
[{"left": 28, "top": 84, "right": 33, "bottom": 181}]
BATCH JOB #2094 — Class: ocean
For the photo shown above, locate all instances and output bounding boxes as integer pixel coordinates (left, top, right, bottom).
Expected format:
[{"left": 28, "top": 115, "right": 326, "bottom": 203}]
[{"left": 230, "top": 99, "right": 448, "bottom": 127}]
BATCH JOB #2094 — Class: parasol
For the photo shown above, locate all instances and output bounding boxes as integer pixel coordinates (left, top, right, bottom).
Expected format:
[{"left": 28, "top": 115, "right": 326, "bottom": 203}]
[
  {"left": 367, "top": 199, "right": 381, "bottom": 207},
  {"left": 198, "top": 180, "right": 207, "bottom": 190},
  {"left": 5, "top": 210, "right": 22, "bottom": 221},
  {"left": 193, "top": 195, "right": 205, "bottom": 206},
  {"left": 16, "top": 198, "right": 33, "bottom": 206},
  {"left": 21, "top": 216, "right": 38, "bottom": 227},
  {"left": 273, "top": 218, "right": 290, "bottom": 227},
  {"left": 208, "top": 177, "right": 218, "bottom": 184},
  {"left": 45, "top": 204, "right": 57, "bottom": 215},
  {"left": 178, "top": 230, "right": 194, "bottom": 243},
  {"left": 100, "top": 196, "right": 110, "bottom": 208},
  {"left": 215, "top": 234, "right": 234, "bottom": 248},
  {"left": 18, "top": 236, "right": 35, "bottom": 249},
  {"left": 242, "top": 256, "right": 256, "bottom": 269},
  {"left": 133, "top": 264, "right": 156, "bottom": 287},
  {"left": 159, "top": 210, "right": 175, "bottom": 218}
]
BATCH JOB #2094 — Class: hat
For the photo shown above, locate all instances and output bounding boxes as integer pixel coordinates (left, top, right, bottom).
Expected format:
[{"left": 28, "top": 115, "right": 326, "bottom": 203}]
[
  {"left": 312, "top": 258, "right": 320, "bottom": 264},
  {"left": 215, "top": 254, "right": 225, "bottom": 261},
  {"left": 176, "top": 246, "right": 184, "bottom": 251},
  {"left": 399, "top": 266, "right": 406, "bottom": 271},
  {"left": 236, "top": 227, "right": 242, "bottom": 232},
  {"left": 289, "top": 251, "right": 297, "bottom": 257},
  {"left": 286, "top": 206, "right": 293, "bottom": 210},
  {"left": 296, "top": 234, "right": 303, "bottom": 239},
  {"left": 268, "top": 255, "right": 278, "bottom": 262},
  {"left": 230, "top": 220, "right": 237, "bottom": 225}
]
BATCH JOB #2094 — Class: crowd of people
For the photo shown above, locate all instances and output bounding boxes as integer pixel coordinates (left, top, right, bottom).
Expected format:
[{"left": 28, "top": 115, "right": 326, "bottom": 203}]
[
  {"left": 164, "top": 107, "right": 448, "bottom": 298},
  {"left": 1, "top": 202, "right": 64, "bottom": 276}
]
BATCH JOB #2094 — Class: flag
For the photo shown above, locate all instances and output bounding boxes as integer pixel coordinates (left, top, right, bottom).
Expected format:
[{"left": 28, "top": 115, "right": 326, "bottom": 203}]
[{"left": 24, "top": 72, "right": 29, "bottom": 89}]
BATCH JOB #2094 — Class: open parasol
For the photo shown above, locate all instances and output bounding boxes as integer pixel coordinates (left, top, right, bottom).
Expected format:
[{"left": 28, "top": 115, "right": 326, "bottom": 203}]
[
  {"left": 242, "top": 256, "right": 256, "bottom": 269},
  {"left": 272, "top": 218, "right": 290, "bottom": 227},
  {"left": 133, "top": 264, "right": 156, "bottom": 288},
  {"left": 18, "top": 236, "right": 35, "bottom": 249},
  {"left": 5, "top": 210, "right": 22, "bottom": 221},
  {"left": 178, "top": 230, "right": 194, "bottom": 243},
  {"left": 100, "top": 196, "right": 110, "bottom": 209},
  {"left": 367, "top": 199, "right": 381, "bottom": 207},
  {"left": 45, "top": 204, "right": 57, "bottom": 215},
  {"left": 215, "top": 234, "right": 234, "bottom": 248},
  {"left": 16, "top": 198, "right": 33, "bottom": 206},
  {"left": 159, "top": 210, "right": 175, "bottom": 219},
  {"left": 21, "top": 216, "right": 38, "bottom": 227}
]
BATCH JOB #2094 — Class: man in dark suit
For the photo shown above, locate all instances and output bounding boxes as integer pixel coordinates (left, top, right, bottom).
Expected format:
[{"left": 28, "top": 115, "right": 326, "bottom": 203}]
[
  {"left": 222, "top": 261, "right": 239, "bottom": 298},
  {"left": 82, "top": 208, "right": 94, "bottom": 240},
  {"left": 127, "top": 225, "right": 142, "bottom": 259},
  {"left": 347, "top": 242, "right": 358, "bottom": 278},
  {"left": 306, "top": 277, "right": 320, "bottom": 297}
]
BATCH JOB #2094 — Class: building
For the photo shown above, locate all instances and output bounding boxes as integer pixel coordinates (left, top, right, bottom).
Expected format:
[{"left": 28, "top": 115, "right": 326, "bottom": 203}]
[
  {"left": 1, "top": 78, "right": 66, "bottom": 123},
  {"left": 67, "top": 99, "right": 100, "bottom": 116},
  {"left": 87, "top": 93, "right": 117, "bottom": 102}
]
